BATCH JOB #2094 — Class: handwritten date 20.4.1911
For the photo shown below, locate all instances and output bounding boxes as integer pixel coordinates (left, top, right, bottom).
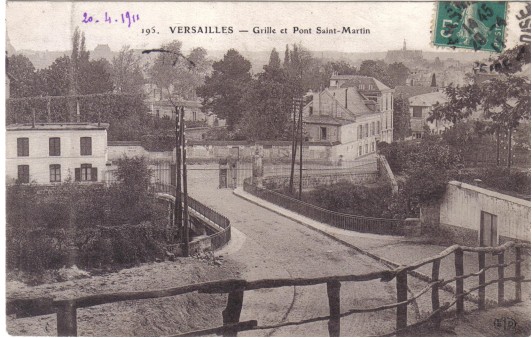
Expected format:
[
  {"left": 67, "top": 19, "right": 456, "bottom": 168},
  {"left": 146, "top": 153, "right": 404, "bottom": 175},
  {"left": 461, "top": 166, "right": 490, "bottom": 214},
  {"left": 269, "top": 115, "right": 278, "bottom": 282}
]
[{"left": 82, "top": 12, "right": 140, "bottom": 28}]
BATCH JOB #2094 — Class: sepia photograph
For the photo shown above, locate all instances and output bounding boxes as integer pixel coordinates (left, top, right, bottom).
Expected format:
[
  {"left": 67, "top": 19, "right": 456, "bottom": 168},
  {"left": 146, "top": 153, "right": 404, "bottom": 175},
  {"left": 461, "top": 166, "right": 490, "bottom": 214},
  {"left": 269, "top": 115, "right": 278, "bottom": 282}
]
[{"left": 4, "top": 1, "right": 531, "bottom": 336}]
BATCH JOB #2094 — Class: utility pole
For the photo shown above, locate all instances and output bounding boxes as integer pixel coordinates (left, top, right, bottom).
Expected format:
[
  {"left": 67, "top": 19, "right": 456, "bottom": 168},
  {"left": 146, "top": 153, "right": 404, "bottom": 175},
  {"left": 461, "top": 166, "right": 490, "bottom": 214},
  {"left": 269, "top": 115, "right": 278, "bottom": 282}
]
[
  {"left": 174, "top": 107, "right": 182, "bottom": 243},
  {"left": 181, "top": 107, "right": 190, "bottom": 257},
  {"left": 289, "top": 98, "right": 298, "bottom": 195},
  {"left": 298, "top": 98, "right": 304, "bottom": 200}
]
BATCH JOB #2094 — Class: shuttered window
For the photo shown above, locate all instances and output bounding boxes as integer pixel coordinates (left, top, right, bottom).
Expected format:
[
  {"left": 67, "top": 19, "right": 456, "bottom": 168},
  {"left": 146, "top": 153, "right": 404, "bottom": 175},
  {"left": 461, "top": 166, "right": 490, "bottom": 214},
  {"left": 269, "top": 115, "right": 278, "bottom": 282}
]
[
  {"left": 17, "top": 165, "right": 29, "bottom": 183},
  {"left": 50, "top": 164, "right": 61, "bottom": 182},
  {"left": 80, "top": 137, "right": 92, "bottom": 155},
  {"left": 76, "top": 164, "right": 98, "bottom": 182},
  {"left": 49, "top": 137, "right": 61, "bottom": 156},
  {"left": 17, "top": 138, "right": 29, "bottom": 157}
]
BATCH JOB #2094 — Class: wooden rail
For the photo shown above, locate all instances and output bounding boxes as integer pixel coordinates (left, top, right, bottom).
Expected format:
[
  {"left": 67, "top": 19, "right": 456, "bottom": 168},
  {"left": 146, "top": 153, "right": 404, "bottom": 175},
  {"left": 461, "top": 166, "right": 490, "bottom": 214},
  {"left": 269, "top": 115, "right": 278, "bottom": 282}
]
[{"left": 7, "top": 241, "right": 529, "bottom": 336}]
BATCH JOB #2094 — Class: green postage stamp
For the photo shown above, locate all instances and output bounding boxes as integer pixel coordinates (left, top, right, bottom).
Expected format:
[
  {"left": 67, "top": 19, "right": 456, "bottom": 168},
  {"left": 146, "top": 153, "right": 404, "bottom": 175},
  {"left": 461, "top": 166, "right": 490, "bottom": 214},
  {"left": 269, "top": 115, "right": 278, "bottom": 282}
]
[{"left": 433, "top": 1, "right": 508, "bottom": 52}]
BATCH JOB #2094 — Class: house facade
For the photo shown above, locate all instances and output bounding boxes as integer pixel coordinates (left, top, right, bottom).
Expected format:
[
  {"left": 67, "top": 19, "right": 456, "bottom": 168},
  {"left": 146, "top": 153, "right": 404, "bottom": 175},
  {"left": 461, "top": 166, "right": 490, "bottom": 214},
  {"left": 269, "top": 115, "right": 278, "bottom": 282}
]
[
  {"left": 408, "top": 91, "right": 450, "bottom": 139},
  {"left": 304, "top": 75, "right": 393, "bottom": 161},
  {"left": 6, "top": 123, "right": 109, "bottom": 184}
]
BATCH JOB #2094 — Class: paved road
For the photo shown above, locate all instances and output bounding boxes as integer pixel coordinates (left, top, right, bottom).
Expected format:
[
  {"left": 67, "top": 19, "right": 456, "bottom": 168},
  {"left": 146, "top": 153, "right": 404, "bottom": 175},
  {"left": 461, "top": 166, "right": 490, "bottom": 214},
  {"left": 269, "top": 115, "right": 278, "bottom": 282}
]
[{"left": 187, "top": 164, "right": 422, "bottom": 336}]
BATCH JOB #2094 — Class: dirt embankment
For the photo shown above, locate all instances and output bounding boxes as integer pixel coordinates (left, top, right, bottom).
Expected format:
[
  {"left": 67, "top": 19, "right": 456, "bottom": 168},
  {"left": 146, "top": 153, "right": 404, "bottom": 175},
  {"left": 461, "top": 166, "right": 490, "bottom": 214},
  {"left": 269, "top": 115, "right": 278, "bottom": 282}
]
[{"left": 7, "top": 256, "right": 242, "bottom": 336}]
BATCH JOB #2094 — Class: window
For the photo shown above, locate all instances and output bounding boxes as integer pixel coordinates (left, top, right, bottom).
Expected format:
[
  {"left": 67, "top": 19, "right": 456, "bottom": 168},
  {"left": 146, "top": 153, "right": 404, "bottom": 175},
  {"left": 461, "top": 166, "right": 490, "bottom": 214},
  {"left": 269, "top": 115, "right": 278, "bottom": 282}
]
[
  {"left": 413, "top": 106, "right": 423, "bottom": 118},
  {"left": 75, "top": 164, "right": 98, "bottom": 182},
  {"left": 320, "top": 127, "right": 327, "bottom": 140},
  {"left": 309, "top": 106, "right": 313, "bottom": 115},
  {"left": 193, "top": 111, "right": 197, "bottom": 121},
  {"left": 365, "top": 144, "right": 368, "bottom": 154},
  {"left": 365, "top": 123, "right": 369, "bottom": 138},
  {"left": 371, "top": 122, "right": 375, "bottom": 136},
  {"left": 358, "top": 125, "right": 363, "bottom": 140},
  {"left": 371, "top": 142, "right": 375, "bottom": 152},
  {"left": 358, "top": 146, "right": 362, "bottom": 156},
  {"left": 49, "top": 137, "right": 61, "bottom": 156},
  {"left": 377, "top": 121, "right": 381, "bottom": 134},
  {"left": 50, "top": 164, "right": 61, "bottom": 182},
  {"left": 80, "top": 137, "right": 92, "bottom": 155},
  {"left": 17, "top": 165, "right": 29, "bottom": 183},
  {"left": 17, "top": 138, "right": 29, "bottom": 157}
]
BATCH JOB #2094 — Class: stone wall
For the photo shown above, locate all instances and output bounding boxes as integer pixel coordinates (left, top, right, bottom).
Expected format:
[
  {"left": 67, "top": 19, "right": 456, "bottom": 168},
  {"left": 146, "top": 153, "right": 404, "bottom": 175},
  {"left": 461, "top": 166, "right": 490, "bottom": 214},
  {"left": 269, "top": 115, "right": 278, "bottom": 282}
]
[
  {"left": 377, "top": 155, "right": 398, "bottom": 194},
  {"left": 426, "top": 181, "right": 531, "bottom": 246}
]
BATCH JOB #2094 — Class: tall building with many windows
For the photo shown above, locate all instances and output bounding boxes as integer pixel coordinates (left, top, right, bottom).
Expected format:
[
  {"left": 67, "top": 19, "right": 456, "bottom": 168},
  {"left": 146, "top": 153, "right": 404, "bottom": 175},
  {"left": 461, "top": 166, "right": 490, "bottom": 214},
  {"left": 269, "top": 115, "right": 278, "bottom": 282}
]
[{"left": 6, "top": 123, "right": 109, "bottom": 184}]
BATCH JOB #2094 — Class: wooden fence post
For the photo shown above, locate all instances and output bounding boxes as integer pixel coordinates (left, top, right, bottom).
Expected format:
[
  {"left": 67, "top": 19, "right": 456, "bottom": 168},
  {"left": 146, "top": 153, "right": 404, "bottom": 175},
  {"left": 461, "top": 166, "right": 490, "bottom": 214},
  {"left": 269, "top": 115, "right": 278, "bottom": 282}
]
[
  {"left": 498, "top": 252, "right": 505, "bottom": 305},
  {"left": 478, "top": 252, "right": 486, "bottom": 310},
  {"left": 431, "top": 259, "right": 441, "bottom": 326},
  {"left": 396, "top": 270, "right": 408, "bottom": 335},
  {"left": 56, "top": 301, "right": 77, "bottom": 336},
  {"left": 326, "top": 281, "right": 341, "bottom": 337},
  {"left": 222, "top": 290, "right": 245, "bottom": 337},
  {"left": 455, "top": 249, "right": 464, "bottom": 315},
  {"left": 515, "top": 247, "right": 522, "bottom": 302}
]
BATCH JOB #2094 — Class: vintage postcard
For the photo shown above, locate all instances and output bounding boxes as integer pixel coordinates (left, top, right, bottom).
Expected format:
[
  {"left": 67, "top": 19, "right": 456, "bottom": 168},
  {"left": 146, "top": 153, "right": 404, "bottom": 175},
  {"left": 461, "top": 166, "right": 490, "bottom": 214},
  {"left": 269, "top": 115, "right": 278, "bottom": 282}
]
[{"left": 5, "top": 1, "right": 531, "bottom": 337}]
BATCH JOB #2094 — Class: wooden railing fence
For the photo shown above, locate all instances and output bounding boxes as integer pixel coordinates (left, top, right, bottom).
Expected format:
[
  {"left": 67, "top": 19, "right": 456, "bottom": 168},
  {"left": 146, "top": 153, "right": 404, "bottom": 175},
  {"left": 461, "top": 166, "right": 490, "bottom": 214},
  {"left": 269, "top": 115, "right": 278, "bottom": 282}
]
[
  {"left": 7, "top": 241, "right": 529, "bottom": 337},
  {"left": 243, "top": 179, "right": 403, "bottom": 235}
]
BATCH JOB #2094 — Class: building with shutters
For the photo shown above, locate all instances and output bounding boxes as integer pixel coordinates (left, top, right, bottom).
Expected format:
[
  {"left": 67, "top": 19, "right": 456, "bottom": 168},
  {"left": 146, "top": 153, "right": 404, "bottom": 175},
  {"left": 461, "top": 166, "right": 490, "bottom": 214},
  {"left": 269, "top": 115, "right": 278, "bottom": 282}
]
[
  {"left": 302, "top": 74, "right": 393, "bottom": 161},
  {"left": 6, "top": 123, "right": 109, "bottom": 185}
]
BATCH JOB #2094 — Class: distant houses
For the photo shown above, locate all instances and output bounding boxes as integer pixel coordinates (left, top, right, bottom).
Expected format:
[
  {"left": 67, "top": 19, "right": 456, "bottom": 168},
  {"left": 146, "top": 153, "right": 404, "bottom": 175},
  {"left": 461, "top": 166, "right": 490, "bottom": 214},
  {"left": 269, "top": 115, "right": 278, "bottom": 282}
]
[{"left": 6, "top": 123, "right": 109, "bottom": 184}]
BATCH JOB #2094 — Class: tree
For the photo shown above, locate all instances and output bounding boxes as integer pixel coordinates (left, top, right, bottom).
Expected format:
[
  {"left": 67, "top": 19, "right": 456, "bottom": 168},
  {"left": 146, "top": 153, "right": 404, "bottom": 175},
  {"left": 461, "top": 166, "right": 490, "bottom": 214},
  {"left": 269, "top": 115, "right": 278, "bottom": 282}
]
[
  {"left": 238, "top": 62, "right": 293, "bottom": 140},
  {"left": 148, "top": 41, "right": 211, "bottom": 100},
  {"left": 392, "top": 95, "right": 410, "bottom": 141},
  {"left": 357, "top": 60, "right": 391, "bottom": 86},
  {"left": 268, "top": 48, "right": 281, "bottom": 69},
  {"left": 79, "top": 58, "right": 114, "bottom": 94},
  {"left": 387, "top": 62, "right": 411, "bottom": 88},
  {"left": 197, "top": 49, "right": 252, "bottom": 129},
  {"left": 39, "top": 56, "right": 71, "bottom": 96},
  {"left": 7, "top": 54, "right": 38, "bottom": 97},
  {"left": 111, "top": 45, "right": 145, "bottom": 94}
]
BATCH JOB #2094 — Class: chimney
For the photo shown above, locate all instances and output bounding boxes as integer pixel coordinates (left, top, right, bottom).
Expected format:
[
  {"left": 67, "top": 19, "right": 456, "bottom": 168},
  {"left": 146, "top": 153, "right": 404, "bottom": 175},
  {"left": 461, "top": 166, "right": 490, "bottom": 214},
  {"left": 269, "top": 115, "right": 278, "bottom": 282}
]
[
  {"left": 345, "top": 88, "right": 348, "bottom": 109},
  {"left": 76, "top": 100, "right": 81, "bottom": 122}
]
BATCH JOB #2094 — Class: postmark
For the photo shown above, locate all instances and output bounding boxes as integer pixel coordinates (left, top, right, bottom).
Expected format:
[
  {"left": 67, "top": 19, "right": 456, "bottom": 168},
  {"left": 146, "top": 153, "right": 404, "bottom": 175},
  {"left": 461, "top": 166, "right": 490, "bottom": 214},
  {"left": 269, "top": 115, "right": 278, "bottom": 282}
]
[{"left": 433, "top": 1, "right": 508, "bottom": 52}]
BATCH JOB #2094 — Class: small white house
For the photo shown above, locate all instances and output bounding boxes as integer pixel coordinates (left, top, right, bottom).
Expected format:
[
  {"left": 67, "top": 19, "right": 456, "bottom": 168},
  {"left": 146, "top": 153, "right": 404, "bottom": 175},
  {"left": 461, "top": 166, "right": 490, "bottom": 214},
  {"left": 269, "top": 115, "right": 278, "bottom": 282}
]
[
  {"left": 408, "top": 91, "right": 451, "bottom": 139},
  {"left": 6, "top": 123, "right": 109, "bottom": 184}
]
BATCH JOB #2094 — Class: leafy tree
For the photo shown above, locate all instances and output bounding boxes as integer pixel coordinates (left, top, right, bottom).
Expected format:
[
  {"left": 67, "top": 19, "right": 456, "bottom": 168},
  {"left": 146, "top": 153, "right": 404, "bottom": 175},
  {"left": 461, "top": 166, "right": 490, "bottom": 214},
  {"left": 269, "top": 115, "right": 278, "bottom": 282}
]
[
  {"left": 148, "top": 41, "right": 211, "bottom": 100},
  {"left": 79, "top": 58, "right": 114, "bottom": 94},
  {"left": 268, "top": 48, "right": 281, "bottom": 69},
  {"left": 238, "top": 63, "right": 293, "bottom": 140},
  {"left": 7, "top": 54, "right": 38, "bottom": 97},
  {"left": 197, "top": 49, "right": 252, "bottom": 130},
  {"left": 387, "top": 62, "right": 411, "bottom": 88},
  {"left": 39, "top": 56, "right": 71, "bottom": 96},
  {"left": 111, "top": 45, "right": 145, "bottom": 94},
  {"left": 358, "top": 60, "right": 391, "bottom": 86},
  {"left": 392, "top": 95, "right": 411, "bottom": 140}
]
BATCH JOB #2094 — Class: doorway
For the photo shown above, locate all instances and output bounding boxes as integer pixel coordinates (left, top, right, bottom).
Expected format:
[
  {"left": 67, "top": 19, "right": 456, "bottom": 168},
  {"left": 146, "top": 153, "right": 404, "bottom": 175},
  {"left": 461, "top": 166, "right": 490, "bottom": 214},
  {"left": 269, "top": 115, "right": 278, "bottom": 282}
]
[{"left": 480, "top": 211, "right": 498, "bottom": 247}]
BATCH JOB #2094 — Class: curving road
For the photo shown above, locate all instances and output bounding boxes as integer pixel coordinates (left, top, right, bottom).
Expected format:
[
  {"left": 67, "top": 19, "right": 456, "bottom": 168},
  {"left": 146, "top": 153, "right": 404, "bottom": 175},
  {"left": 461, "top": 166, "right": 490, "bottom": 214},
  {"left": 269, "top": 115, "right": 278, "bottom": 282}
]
[{"left": 187, "top": 164, "right": 420, "bottom": 336}]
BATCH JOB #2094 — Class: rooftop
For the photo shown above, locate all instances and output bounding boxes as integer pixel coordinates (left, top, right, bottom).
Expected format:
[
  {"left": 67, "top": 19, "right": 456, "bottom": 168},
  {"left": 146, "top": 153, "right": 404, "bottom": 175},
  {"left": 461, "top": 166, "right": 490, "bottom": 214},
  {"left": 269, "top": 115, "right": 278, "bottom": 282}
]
[
  {"left": 330, "top": 75, "right": 391, "bottom": 91},
  {"left": 303, "top": 115, "right": 356, "bottom": 126},
  {"left": 6, "top": 122, "right": 110, "bottom": 131},
  {"left": 408, "top": 91, "right": 448, "bottom": 107},
  {"left": 394, "top": 86, "right": 437, "bottom": 99}
]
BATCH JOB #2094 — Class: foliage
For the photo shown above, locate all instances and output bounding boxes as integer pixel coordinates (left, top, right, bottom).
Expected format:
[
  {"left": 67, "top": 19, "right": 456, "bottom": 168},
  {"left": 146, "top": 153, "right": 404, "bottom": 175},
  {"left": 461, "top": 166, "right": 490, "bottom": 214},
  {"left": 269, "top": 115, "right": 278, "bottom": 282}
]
[
  {"left": 459, "top": 167, "right": 531, "bottom": 196},
  {"left": 111, "top": 45, "right": 146, "bottom": 94},
  {"left": 357, "top": 60, "right": 410, "bottom": 88},
  {"left": 148, "top": 41, "right": 211, "bottom": 100},
  {"left": 302, "top": 182, "right": 395, "bottom": 218},
  {"left": 392, "top": 96, "right": 411, "bottom": 141},
  {"left": 6, "top": 160, "right": 167, "bottom": 274},
  {"left": 6, "top": 54, "right": 39, "bottom": 97},
  {"left": 238, "top": 53, "right": 295, "bottom": 140},
  {"left": 197, "top": 49, "right": 252, "bottom": 130}
]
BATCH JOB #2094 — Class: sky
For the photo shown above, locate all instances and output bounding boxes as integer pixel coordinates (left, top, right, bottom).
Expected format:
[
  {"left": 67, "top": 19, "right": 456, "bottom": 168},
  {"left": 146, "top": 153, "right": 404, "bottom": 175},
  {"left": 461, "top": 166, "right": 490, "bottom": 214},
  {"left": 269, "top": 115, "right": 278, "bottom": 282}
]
[
  {"left": 7, "top": 2, "right": 528, "bottom": 54},
  {"left": 8, "top": 2, "right": 439, "bottom": 53}
]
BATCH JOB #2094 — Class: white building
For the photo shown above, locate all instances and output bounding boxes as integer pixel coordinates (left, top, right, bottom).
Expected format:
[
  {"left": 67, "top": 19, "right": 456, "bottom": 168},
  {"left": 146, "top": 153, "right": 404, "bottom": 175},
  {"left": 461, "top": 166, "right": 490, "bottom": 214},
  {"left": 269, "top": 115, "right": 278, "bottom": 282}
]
[
  {"left": 6, "top": 123, "right": 109, "bottom": 184},
  {"left": 408, "top": 91, "right": 450, "bottom": 139},
  {"left": 303, "top": 75, "right": 393, "bottom": 161}
]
